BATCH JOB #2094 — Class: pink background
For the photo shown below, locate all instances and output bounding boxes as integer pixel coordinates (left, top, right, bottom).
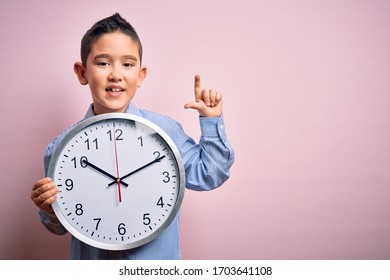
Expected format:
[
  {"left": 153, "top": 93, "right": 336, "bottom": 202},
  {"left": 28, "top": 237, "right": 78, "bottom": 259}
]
[{"left": 1, "top": 0, "right": 389, "bottom": 259}]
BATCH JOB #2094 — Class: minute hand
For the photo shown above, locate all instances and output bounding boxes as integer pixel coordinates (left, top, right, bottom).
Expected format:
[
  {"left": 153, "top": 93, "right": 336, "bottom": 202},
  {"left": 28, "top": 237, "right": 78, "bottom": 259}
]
[{"left": 108, "top": 155, "right": 166, "bottom": 187}]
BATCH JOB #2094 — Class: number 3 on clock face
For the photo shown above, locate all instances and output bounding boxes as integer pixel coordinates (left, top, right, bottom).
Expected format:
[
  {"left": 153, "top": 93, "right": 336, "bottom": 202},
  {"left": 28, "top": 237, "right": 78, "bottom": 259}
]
[{"left": 48, "top": 113, "right": 185, "bottom": 250}]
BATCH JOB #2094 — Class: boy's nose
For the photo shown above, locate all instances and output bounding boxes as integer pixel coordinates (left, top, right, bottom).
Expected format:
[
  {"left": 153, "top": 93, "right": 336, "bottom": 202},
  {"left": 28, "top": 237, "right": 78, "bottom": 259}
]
[{"left": 108, "top": 68, "right": 123, "bottom": 81}]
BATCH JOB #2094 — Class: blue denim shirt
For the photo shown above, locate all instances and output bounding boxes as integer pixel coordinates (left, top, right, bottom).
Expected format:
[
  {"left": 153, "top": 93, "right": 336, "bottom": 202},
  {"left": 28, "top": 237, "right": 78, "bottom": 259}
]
[{"left": 39, "top": 102, "right": 234, "bottom": 259}]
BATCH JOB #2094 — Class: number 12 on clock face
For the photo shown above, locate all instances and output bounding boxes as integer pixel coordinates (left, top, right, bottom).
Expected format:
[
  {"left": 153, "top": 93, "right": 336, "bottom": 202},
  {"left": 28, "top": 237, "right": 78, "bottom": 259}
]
[{"left": 48, "top": 113, "right": 185, "bottom": 250}]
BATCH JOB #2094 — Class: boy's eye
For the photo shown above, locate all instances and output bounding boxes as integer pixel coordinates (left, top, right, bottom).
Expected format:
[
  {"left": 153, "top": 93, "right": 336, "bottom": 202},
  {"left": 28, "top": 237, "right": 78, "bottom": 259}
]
[
  {"left": 123, "top": 62, "right": 134, "bottom": 67},
  {"left": 97, "top": 61, "right": 110, "bottom": 66}
]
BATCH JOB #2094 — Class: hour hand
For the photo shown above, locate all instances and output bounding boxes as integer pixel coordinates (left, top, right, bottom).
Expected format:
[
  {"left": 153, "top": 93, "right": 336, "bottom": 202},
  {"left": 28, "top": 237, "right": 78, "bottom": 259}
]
[{"left": 82, "top": 158, "right": 128, "bottom": 187}]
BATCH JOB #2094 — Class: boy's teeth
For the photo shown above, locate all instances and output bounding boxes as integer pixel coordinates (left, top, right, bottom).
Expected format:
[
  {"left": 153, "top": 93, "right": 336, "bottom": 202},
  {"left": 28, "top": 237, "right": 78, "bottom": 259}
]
[{"left": 106, "top": 88, "right": 123, "bottom": 92}]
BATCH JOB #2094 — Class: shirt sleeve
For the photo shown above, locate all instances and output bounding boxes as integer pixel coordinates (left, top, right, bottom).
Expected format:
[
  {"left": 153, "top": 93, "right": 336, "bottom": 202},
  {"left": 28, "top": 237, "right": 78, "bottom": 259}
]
[
  {"left": 39, "top": 210, "right": 68, "bottom": 235},
  {"left": 179, "top": 115, "right": 235, "bottom": 191}
]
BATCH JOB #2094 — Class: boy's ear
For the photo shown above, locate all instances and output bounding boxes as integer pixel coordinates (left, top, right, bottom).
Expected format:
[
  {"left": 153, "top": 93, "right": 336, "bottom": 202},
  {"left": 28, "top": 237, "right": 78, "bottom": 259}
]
[
  {"left": 73, "top": 62, "right": 88, "bottom": 85},
  {"left": 137, "top": 66, "right": 147, "bottom": 88}
]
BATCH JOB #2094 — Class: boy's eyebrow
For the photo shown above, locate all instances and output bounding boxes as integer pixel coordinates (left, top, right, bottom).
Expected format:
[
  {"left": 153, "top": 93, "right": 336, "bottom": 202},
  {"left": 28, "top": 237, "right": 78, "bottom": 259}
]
[{"left": 93, "top": 53, "right": 138, "bottom": 61}]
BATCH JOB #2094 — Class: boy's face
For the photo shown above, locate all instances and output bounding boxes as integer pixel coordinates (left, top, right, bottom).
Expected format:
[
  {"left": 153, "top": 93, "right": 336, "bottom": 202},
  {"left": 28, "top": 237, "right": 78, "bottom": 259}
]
[{"left": 74, "top": 31, "right": 146, "bottom": 115}]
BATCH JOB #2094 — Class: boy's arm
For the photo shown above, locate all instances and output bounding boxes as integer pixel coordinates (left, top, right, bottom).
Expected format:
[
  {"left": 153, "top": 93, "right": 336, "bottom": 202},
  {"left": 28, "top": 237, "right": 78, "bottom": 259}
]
[
  {"left": 182, "top": 75, "right": 235, "bottom": 190},
  {"left": 33, "top": 144, "right": 69, "bottom": 235},
  {"left": 31, "top": 177, "right": 68, "bottom": 235},
  {"left": 39, "top": 208, "right": 68, "bottom": 235},
  {"left": 180, "top": 116, "right": 234, "bottom": 191}
]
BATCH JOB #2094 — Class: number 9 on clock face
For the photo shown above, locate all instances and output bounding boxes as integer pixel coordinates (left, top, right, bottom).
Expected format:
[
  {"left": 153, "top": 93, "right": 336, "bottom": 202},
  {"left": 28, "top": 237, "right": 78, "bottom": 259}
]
[{"left": 48, "top": 113, "right": 185, "bottom": 250}]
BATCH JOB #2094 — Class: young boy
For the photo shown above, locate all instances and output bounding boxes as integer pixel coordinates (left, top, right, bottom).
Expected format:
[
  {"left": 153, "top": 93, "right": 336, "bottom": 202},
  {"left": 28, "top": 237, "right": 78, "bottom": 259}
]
[{"left": 31, "top": 13, "right": 234, "bottom": 260}]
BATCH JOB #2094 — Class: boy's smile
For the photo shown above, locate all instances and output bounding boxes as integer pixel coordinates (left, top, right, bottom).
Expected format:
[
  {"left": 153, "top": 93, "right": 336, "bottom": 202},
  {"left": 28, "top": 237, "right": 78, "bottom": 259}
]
[{"left": 74, "top": 31, "right": 147, "bottom": 115}]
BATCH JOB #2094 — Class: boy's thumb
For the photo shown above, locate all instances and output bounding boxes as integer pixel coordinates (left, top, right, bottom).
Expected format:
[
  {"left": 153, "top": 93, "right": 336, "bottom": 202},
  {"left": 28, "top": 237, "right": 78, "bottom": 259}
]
[{"left": 184, "top": 102, "right": 202, "bottom": 111}]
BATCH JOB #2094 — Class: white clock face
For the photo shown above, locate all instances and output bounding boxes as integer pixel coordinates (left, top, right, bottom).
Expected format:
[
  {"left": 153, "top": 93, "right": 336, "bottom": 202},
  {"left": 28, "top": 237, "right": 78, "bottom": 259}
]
[{"left": 48, "top": 113, "right": 185, "bottom": 250}]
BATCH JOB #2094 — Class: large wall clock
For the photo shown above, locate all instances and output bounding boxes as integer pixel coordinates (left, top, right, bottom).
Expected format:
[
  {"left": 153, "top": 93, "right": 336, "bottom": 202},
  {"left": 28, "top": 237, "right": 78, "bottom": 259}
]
[{"left": 47, "top": 113, "right": 185, "bottom": 250}]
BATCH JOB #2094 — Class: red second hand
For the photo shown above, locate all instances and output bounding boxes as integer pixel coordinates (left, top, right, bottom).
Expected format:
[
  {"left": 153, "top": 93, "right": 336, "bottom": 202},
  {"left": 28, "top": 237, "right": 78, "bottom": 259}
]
[{"left": 113, "top": 124, "right": 122, "bottom": 203}]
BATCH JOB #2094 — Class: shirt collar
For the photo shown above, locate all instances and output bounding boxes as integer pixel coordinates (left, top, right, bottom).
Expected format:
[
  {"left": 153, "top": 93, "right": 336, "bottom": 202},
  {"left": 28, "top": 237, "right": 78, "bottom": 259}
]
[{"left": 84, "top": 102, "right": 142, "bottom": 120}]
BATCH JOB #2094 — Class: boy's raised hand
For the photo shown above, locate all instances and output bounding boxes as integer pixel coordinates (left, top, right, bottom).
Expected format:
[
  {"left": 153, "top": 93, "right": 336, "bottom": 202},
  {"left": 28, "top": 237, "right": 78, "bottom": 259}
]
[{"left": 184, "top": 75, "right": 223, "bottom": 117}]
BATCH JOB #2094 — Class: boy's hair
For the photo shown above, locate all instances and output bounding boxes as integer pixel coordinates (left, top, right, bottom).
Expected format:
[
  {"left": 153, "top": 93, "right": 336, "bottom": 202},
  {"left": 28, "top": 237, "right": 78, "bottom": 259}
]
[{"left": 80, "top": 13, "right": 143, "bottom": 66}]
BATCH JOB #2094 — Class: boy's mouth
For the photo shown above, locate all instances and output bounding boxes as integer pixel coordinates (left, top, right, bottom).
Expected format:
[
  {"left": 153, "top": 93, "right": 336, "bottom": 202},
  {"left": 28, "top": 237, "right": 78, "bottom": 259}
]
[{"left": 105, "top": 88, "right": 124, "bottom": 93}]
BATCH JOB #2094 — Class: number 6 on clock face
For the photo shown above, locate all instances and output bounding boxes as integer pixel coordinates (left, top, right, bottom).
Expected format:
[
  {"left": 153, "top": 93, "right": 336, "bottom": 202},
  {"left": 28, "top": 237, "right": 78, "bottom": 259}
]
[{"left": 48, "top": 113, "right": 185, "bottom": 250}]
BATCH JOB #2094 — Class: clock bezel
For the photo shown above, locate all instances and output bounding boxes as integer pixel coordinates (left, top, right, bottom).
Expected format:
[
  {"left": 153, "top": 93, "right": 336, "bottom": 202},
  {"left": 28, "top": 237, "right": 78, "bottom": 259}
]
[{"left": 47, "top": 112, "right": 186, "bottom": 251}]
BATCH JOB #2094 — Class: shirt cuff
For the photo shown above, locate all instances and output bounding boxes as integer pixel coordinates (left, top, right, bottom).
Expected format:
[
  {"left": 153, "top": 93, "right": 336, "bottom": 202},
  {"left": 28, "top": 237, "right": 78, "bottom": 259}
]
[
  {"left": 39, "top": 209, "right": 59, "bottom": 223},
  {"left": 199, "top": 115, "right": 225, "bottom": 137}
]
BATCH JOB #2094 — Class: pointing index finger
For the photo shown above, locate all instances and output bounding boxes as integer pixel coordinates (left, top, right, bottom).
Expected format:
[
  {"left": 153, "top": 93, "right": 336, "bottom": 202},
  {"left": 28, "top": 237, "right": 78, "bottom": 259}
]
[{"left": 194, "top": 74, "right": 201, "bottom": 99}]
